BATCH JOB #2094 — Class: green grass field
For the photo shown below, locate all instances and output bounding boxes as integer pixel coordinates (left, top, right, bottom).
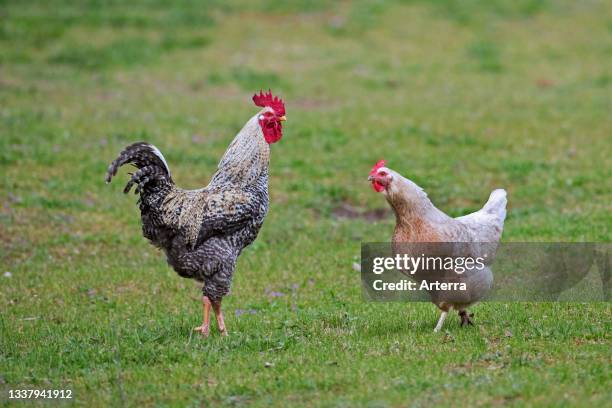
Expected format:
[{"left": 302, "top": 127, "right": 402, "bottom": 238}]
[{"left": 1, "top": 0, "right": 610, "bottom": 406}]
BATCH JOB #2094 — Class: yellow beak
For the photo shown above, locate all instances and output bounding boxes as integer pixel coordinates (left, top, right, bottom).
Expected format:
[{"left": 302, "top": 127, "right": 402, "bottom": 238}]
[{"left": 279, "top": 116, "right": 287, "bottom": 122}]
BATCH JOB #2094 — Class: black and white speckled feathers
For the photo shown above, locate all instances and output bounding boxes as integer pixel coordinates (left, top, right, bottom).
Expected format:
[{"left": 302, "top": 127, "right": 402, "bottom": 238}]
[{"left": 106, "top": 110, "right": 273, "bottom": 300}]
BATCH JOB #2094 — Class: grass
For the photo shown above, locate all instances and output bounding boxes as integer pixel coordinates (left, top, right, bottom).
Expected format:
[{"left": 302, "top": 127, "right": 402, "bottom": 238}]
[{"left": 1, "top": 0, "right": 611, "bottom": 406}]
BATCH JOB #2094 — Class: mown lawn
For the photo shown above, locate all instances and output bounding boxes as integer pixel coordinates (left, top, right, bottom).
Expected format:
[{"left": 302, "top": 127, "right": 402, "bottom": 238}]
[{"left": 1, "top": 0, "right": 610, "bottom": 406}]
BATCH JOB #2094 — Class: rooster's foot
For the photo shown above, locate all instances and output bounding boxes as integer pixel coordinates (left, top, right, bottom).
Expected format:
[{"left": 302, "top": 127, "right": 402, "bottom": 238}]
[
  {"left": 212, "top": 299, "right": 228, "bottom": 337},
  {"left": 193, "top": 325, "right": 210, "bottom": 337},
  {"left": 459, "top": 310, "right": 474, "bottom": 327}
]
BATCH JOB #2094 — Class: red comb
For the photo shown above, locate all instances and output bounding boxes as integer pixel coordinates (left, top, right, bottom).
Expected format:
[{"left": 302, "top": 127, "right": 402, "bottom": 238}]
[
  {"left": 370, "top": 159, "right": 386, "bottom": 176},
  {"left": 252, "top": 90, "right": 285, "bottom": 116}
]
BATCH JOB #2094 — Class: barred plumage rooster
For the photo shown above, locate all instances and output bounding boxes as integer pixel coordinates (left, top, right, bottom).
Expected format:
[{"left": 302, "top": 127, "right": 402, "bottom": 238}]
[{"left": 105, "top": 91, "right": 286, "bottom": 337}]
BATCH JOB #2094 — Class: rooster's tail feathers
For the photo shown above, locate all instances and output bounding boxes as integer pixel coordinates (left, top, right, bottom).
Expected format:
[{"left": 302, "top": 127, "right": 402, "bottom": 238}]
[
  {"left": 105, "top": 142, "right": 173, "bottom": 193},
  {"left": 482, "top": 189, "right": 507, "bottom": 220},
  {"left": 123, "top": 165, "right": 171, "bottom": 194}
]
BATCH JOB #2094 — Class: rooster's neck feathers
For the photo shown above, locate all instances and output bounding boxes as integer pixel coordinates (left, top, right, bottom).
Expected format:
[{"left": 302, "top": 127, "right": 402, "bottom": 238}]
[{"left": 209, "top": 114, "right": 270, "bottom": 188}]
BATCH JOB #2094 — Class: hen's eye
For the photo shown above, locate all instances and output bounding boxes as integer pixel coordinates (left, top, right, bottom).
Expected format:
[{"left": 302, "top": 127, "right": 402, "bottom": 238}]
[{"left": 379, "top": 171, "right": 387, "bottom": 176}]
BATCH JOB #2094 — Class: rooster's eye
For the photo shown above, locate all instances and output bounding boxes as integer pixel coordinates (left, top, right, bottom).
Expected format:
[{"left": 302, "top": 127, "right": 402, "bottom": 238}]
[{"left": 379, "top": 171, "right": 387, "bottom": 176}]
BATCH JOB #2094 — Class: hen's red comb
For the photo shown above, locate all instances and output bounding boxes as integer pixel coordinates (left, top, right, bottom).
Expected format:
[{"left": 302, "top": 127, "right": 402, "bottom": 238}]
[
  {"left": 252, "top": 90, "right": 285, "bottom": 116},
  {"left": 370, "top": 159, "right": 387, "bottom": 176}
]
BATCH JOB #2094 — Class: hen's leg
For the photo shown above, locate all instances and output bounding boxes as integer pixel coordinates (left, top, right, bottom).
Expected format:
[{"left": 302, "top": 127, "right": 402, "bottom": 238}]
[
  {"left": 212, "top": 299, "right": 228, "bottom": 336},
  {"left": 459, "top": 310, "right": 474, "bottom": 327},
  {"left": 193, "top": 296, "right": 212, "bottom": 337},
  {"left": 434, "top": 311, "right": 448, "bottom": 332}
]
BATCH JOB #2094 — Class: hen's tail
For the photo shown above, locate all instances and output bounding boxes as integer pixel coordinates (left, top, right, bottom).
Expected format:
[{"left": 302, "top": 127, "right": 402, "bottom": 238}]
[
  {"left": 482, "top": 189, "right": 507, "bottom": 220},
  {"left": 105, "top": 142, "right": 174, "bottom": 195}
]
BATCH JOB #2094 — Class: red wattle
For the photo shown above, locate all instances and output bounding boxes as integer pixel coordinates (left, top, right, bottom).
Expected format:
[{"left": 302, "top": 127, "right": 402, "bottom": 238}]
[
  {"left": 259, "top": 119, "right": 283, "bottom": 144},
  {"left": 372, "top": 181, "right": 385, "bottom": 192}
]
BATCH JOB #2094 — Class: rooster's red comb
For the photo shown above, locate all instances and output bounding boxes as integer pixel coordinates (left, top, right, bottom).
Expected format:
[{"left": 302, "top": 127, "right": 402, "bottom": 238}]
[
  {"left": 252, "top": 90, "right": 285, "bottom": 116},
  {"left": 370, "top": 159, "right": 387, "bottom": 175}
]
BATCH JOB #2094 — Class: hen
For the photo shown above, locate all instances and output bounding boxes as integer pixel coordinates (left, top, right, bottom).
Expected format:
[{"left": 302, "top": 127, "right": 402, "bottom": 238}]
[
  {"left": 368, "top": 160, "right": 507, "bottom": 331},
  {"left": 105, "top": 91, "right": 287, "bottom": 337}
]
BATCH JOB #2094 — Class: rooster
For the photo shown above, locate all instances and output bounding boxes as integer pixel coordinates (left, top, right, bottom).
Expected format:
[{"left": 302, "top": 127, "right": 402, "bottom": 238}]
[
  {"left": 368, "top": 160, "right": 507, "bottom": 332},
  {"left": 105, "top": 91, "right": 287, "bottom": 337}
]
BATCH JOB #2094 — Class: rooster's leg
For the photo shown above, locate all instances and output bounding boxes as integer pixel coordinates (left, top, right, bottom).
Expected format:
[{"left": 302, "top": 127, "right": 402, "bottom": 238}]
[
  {"left": 459, "top": 310, "right": 474, "bottom": 327},
  {"left": 434, "top": 311, "right": 448, "bottom": 332},
  {"left": 212, "top": 299, "right": 228, "bottom": 336},
  {"left": 193, "top": 296, "right": 212, "bottom": 337}
]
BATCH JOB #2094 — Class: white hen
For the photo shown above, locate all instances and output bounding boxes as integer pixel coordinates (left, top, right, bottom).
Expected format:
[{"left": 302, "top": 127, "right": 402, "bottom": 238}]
[{"left": 368, "top": 160, "right": 507, "bottom": 331}]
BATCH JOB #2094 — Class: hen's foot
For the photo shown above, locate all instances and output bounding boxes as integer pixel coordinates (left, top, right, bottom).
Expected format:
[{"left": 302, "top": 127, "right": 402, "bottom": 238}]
[
  {"left": 434, "top": 311, "right": 448, "bottom": 333},
  {"left": 459, "top": 311, "right": 474, "bottom": 327},
  {"left": 193, "top": 324, "right": 210, "bottom": 337}
]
